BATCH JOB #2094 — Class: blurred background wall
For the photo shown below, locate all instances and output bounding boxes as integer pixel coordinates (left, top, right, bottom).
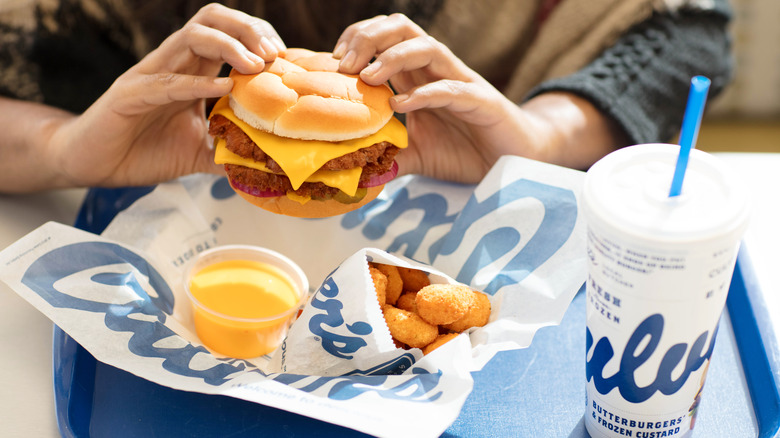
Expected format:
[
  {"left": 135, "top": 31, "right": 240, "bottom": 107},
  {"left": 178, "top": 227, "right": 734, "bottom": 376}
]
[{"left": 699, "top": 0, "right": 780, "bottom": 153}]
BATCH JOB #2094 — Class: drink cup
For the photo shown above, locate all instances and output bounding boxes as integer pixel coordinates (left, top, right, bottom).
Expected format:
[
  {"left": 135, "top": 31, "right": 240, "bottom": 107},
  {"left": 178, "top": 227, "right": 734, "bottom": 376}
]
[
  {"left": 184, "top": 245, "right": 309, "bottom": 359},
  {"left": 582, "top": 144, "right": 750, "bottom": 437}
]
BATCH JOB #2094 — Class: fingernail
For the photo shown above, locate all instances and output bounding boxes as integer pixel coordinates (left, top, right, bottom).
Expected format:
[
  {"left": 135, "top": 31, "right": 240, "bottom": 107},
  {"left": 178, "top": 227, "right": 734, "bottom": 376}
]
[
  {"left": 333, "top": 42, "right": 347, "bottom": 58},
  {"left": 391, "top": 94, "right": 409, "bottom": 105},
  {"left": 247, "top": 50, "right": 264, "bottom": 64},
  {"left": 340, "top": 50, "right": 356, "bottom": 70},
  {"left": 272, "top": 37, "right": 286, "bottom": 52},
  {"left": 213, "top": 77, "right": 231, "bottom": 86},
  {"left": 362, "top": 60, "right": 382, "bottom": 76},
  {"left": 259, "top": 36, "right": 276, "bottom": 57}
]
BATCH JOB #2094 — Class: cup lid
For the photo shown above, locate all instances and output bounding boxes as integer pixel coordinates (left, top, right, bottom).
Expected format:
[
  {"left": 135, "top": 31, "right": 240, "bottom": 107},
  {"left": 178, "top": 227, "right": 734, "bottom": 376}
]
[{"left": 582, "top": 144, "right": 750, "bottom": 248}]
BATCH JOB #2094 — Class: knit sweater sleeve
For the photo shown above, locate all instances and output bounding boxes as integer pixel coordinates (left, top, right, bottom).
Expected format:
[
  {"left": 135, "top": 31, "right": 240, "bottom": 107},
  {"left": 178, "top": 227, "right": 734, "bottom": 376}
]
[{"left": 526, "top": 3, "right": 733, "bottom": 145}]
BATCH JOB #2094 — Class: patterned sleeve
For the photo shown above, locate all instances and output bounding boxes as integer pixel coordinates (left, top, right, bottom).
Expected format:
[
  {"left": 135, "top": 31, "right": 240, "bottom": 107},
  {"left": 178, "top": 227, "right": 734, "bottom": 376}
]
[
  {"left": 0, "top": 1, "right": 139, "bottom": 113},
  {"left": 526, "top": 2, "right": 733, "bottom": 145},
  {"left": 0, "top": 6, "right": 43, "bottom": 103}
]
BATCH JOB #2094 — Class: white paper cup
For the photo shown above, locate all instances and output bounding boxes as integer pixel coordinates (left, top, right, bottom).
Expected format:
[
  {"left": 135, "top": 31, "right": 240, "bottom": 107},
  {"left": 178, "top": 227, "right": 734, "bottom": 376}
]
[{"left": 581, "top": 144, "right": 750, "bottom": 438}]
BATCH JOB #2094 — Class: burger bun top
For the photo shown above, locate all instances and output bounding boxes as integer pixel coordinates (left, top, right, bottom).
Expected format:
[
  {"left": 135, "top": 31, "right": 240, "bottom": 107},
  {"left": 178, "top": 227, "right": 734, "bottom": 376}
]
[{"left": 228, "top": 48, "right": 395, "bottom": 142}]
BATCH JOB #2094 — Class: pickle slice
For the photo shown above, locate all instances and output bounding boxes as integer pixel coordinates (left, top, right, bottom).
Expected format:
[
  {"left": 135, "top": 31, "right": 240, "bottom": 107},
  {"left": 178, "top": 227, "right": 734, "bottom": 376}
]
[{"left": 332, "top": 188, "right": 368, "bottom": 204}]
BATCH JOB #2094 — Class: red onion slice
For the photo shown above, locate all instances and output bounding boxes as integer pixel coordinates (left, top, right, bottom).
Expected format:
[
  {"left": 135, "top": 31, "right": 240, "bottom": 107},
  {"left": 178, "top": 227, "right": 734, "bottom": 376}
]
[
  {"left": 230, "top": 179, "right": 285, "bottom": 197},
  {"left": 359, "top": 161, "right": 398, "bottom": 188}
]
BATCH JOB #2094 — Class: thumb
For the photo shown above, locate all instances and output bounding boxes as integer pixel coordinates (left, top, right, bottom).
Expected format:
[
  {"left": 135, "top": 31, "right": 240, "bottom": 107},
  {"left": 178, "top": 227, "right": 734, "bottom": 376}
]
[{"left": 393, "top": 143, "right": 422, "bottom": 177}]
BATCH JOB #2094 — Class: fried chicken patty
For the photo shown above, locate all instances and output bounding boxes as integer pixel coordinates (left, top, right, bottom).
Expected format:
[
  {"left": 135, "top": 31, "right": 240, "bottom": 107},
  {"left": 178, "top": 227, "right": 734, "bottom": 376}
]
[{"left": 209, "top": 115, "right": 400, "bottom": 198}]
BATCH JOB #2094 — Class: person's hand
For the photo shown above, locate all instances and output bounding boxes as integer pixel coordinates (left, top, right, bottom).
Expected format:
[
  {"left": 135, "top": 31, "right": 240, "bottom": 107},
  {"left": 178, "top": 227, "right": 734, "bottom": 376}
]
[
  {"left": 333, "top": 14, "right": 532, "bottom": 183},
  {"left": 333, "top": 14, "right": 624, "bottom": 182},
  {"left": 51, "top": 3, "right": 286, "bottom": 188}
]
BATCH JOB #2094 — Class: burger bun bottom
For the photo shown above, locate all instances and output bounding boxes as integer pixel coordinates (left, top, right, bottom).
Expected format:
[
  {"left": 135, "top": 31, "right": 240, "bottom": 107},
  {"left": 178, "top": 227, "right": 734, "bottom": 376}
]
[{"left": 232, "top": 184, "right": 385, "bottom": 218}]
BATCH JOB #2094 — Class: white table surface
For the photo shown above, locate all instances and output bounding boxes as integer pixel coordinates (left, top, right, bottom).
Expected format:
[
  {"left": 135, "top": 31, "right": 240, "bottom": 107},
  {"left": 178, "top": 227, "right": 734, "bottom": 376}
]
[{"left": 1, "top": 153, "right": 778, "bottom": 438}]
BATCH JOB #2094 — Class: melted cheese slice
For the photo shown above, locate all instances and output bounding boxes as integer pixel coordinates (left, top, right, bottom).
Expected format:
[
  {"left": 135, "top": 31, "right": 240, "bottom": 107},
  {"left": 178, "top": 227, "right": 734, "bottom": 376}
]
[
  {"left": 214, "top": 139, "right": 362, "bottom": 196},
  {"left": 210, "top": 96, "right": 407, "bottom": 193}
]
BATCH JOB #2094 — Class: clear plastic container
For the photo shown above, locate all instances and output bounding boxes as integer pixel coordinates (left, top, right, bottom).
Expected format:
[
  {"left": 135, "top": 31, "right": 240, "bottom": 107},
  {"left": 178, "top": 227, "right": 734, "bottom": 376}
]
[{"left": 183, "top": 245, "right": 308, "bottom": 358}]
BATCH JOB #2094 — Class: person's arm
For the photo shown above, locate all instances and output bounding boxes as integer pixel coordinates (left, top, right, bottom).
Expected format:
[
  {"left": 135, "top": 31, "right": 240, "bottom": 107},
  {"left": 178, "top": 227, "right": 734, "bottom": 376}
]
[
  {"left": 0, "top": 4, "right": 285, "bottom": 194},
  {"left": 515, "top": 91, "right": 629, "bottom": 170},
  {"left": 527, "top": 2, "right": 733, "bottom": 148},
  {"left": 0, "top": 98, "right": 75, "bottom": 192}
]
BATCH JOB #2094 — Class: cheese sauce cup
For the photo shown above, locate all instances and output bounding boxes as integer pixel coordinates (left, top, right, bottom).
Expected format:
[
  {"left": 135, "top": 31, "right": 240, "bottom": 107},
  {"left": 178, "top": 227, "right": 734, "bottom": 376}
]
[{"left": 184, "top": 245, "right": 309, "bottom": 359}]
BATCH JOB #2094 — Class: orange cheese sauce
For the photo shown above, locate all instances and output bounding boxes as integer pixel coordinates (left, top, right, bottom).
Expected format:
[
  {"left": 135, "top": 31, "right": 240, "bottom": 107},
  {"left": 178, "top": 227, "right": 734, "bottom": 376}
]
[
  {"left": 188, "top": 259, "right": 301, "bottom": 358},
  {"left": 189, "top": 259, "right": 298, "bottom": 319}
]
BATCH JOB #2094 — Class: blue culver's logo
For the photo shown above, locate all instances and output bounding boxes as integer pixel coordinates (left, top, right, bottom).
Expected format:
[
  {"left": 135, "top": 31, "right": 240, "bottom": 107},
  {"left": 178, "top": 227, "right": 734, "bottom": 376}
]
[
  {"left": 23, "top": 239, "right": 440, "bottom": 402},
  {"left": 586, "top": 314, "right": 718, "bottom": 402},
  {"left": 343, "top": 179, "right": 578, "bottom": 295},
  {"left": 21, "top": 241, "right": 255, "bottom": 386},
  {"left": 30, "top": 178, "right": 573, "bottom": 402},
  {"left": 214, "top": 175, "right": 578, "bottom": 296},
  {"left": 308, "top": 274, "right": 416, "bottom": 376},
  {"left": 309, "top": 275, "right": 373, "bottom": 359},
  {"left": 21, "top": 176, "right": 577, "bottom": 405}
]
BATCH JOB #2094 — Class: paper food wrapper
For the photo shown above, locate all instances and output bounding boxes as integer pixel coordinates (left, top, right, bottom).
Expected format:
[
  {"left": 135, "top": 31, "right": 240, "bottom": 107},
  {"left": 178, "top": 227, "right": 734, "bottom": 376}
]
[
  {"left": 0, "top": 156, "right": 585, "bottom": 438},
  {"left": 273, "top": 248, "right": 472, "bottom": 377}
]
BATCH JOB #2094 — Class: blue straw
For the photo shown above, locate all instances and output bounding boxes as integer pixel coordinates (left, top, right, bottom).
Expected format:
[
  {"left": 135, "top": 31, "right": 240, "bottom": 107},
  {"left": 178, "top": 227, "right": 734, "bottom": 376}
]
[{"left": 669, "top": 76, "right": 711, "bottom": 197}]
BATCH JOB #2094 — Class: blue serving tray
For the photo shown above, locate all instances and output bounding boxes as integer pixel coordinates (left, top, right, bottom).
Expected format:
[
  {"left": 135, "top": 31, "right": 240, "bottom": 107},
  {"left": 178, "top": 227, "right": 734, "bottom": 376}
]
[{"left": 53, "top": 187, "right": 780, "bottom": 437}]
